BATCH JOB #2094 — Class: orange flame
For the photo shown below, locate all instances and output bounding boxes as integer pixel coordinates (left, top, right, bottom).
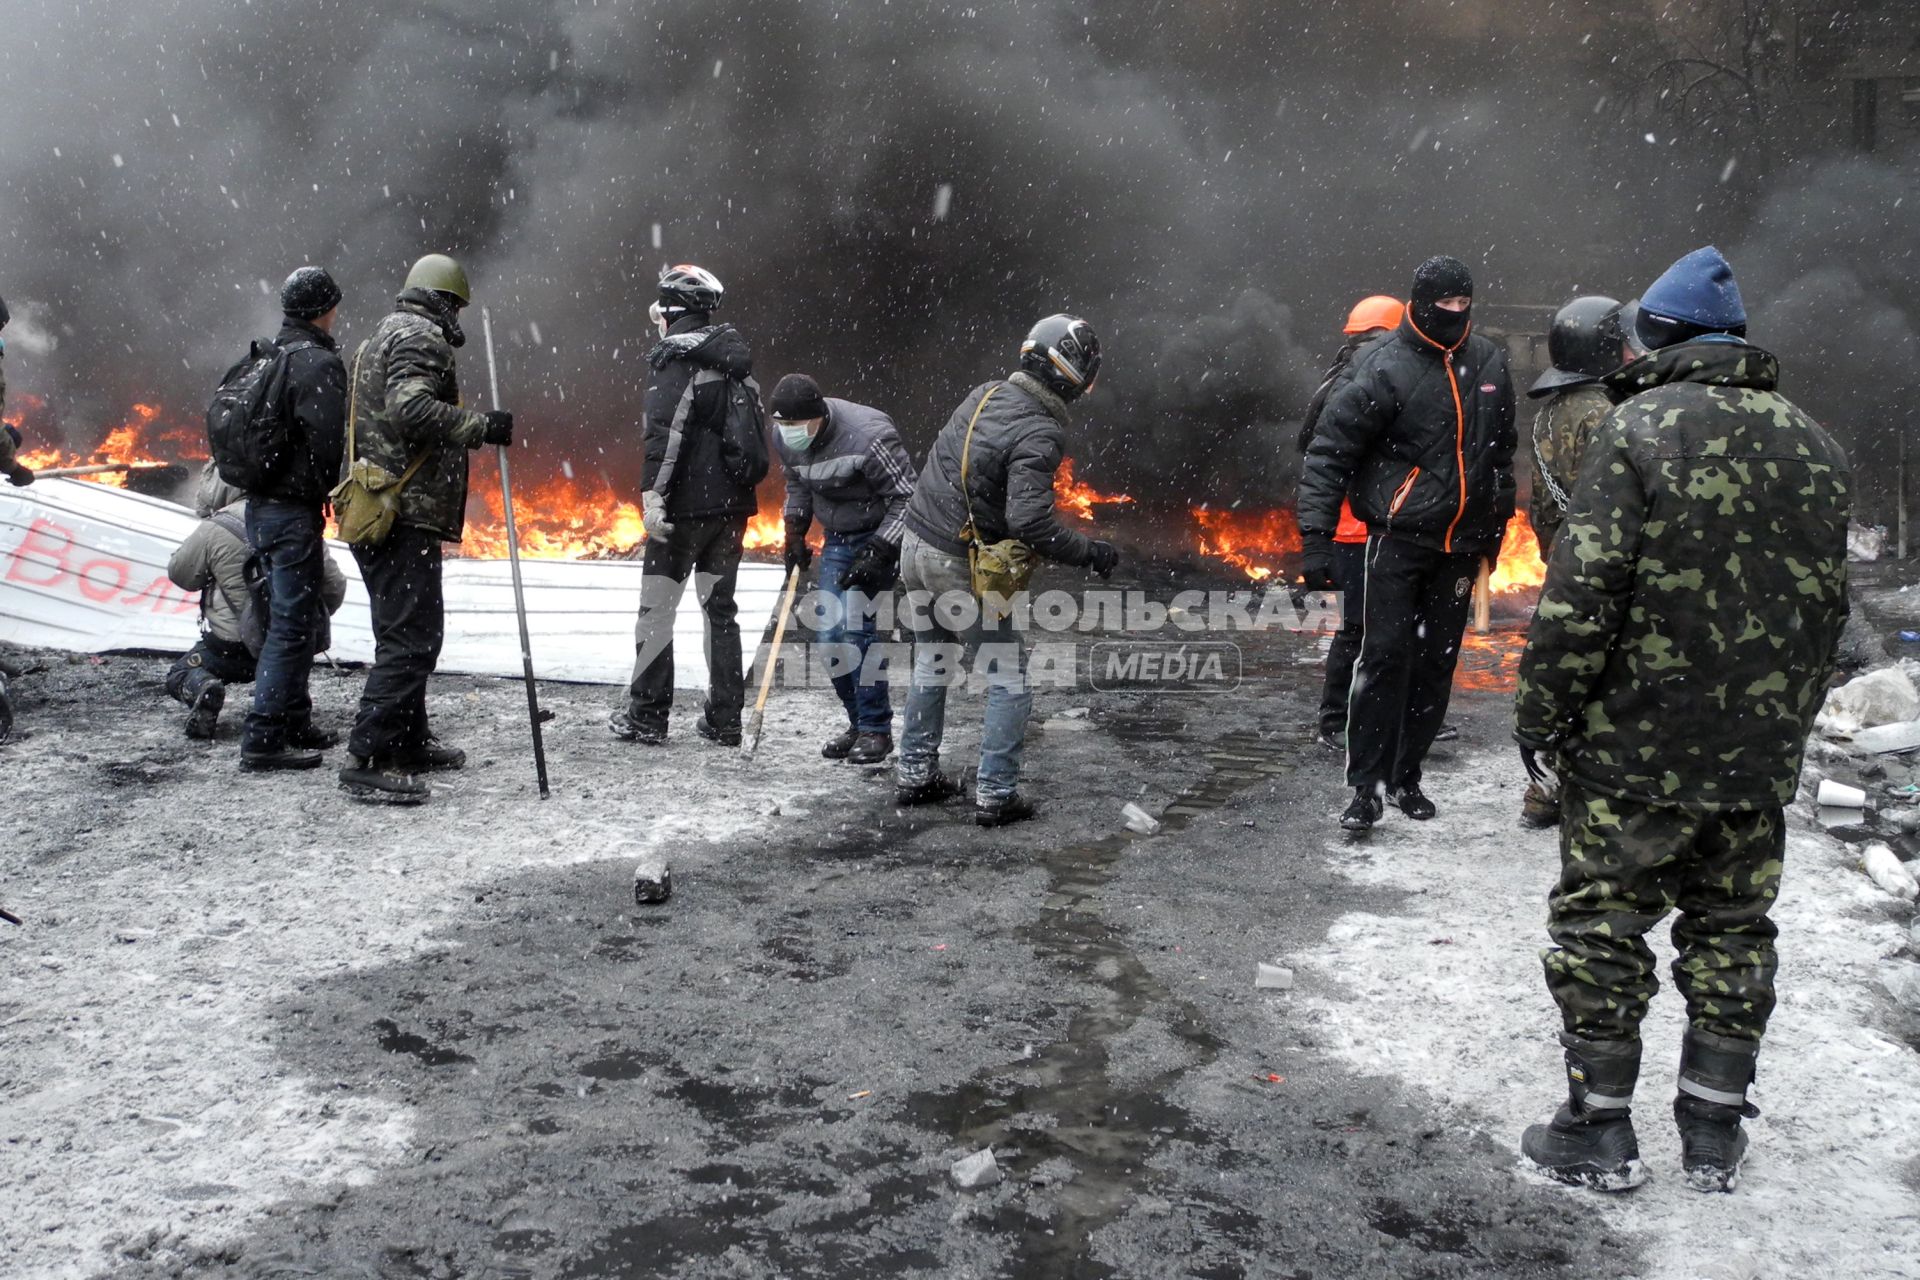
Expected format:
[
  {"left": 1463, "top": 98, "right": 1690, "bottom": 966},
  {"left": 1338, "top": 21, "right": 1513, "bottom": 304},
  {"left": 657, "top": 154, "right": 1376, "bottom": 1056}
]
[
  {"left": 16, "top": 403, "right": 199, "bottom": 487},
  {"left": 457, "top": 456, "right": 790, "bottom": 560},
  {"left": 1055, "top": 457, "right": 1134, "bottom": 521},
  {"left": 1191, "top": 506, "right": 1303, "bottom": 581},
  {"left": 1488, "top": 511, "right": 1545, "bottom": 594}
]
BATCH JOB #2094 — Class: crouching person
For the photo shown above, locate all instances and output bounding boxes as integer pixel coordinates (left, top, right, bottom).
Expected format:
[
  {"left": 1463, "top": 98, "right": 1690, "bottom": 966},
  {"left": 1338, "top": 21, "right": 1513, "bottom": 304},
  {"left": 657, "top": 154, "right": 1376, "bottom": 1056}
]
[
  {"left": 771, "top": 374, "right": 917, "bottom": 764},
  {"left": 167, "top": 465, "right": 346, "bottom": 740},
  {"left": 893, "top": 315, "right": 1117, "bottom": 827}
]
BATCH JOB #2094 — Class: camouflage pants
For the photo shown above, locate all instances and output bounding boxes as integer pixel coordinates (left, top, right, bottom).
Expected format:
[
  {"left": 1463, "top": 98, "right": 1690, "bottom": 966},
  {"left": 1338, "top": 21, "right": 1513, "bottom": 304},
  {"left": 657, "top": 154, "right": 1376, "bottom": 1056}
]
[{"left": 1543, "top": 783, "right": 1785, "bottom": 1044}]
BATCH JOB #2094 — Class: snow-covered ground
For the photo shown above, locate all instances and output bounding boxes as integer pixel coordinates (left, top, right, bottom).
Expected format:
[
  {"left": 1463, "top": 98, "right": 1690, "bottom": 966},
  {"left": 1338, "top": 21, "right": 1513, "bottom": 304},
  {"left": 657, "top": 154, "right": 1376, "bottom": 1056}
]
[
  {"left": 1290, "top": 750, "right": 1920, "bottom": 1280},
  {"left": 0, "top": 664, "right": 856, "bottom": 1279}
]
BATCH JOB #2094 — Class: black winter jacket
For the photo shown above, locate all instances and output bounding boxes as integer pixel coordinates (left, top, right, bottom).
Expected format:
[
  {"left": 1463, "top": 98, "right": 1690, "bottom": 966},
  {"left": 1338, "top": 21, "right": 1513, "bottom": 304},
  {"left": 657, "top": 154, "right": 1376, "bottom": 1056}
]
[
  {"left": 1297, "top": 316, "right": 1517, "bottom": 555},
  {"left": 253, "top": 317, "right": 347, "bottom": 508},
  {"left": 642, "top": 318, "right": 758, "bottom": 520},
  {"left": 902, "top": 371, "right": 1096, "bottom": 566}
]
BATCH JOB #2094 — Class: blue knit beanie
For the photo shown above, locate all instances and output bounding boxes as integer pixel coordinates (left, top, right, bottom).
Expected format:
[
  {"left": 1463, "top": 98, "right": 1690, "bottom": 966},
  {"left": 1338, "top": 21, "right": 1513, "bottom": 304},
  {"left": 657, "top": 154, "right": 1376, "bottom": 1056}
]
[{"left": 1635, "top": 246, "right": 1746, "bottom": 349}]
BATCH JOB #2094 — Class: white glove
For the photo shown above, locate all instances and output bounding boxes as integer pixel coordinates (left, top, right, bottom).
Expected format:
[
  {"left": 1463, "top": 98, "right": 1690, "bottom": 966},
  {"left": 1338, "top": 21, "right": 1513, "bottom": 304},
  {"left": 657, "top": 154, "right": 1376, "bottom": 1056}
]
[{"left": 642, "top": 491, "right": 675, "bottom": 542}]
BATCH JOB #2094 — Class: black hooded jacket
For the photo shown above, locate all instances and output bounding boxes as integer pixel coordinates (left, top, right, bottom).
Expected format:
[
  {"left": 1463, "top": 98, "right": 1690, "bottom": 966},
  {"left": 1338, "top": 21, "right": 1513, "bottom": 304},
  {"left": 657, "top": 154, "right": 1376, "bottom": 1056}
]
[
  {"left": 642, "top": 316, "right": 758, "bottom": 520},
  {"left": 252, "top": 316, "right": 347, "bottom": 507},
  {"left": 1296, "top": 314, "right": 1516, "bottom": 556}
]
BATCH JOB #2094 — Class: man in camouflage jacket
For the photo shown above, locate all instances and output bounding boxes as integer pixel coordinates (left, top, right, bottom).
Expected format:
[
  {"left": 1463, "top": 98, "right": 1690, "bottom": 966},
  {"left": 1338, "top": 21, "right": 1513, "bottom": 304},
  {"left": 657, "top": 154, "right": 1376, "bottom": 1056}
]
[
  {"left": 339, "top": 254, "right": 513, "bottom": 803},
  {"left": 1513, "top": 247, "right": 1851, "bottom": 1194},
  {"left": 0, "top": 291, "right": 32, "bottom": 487}
]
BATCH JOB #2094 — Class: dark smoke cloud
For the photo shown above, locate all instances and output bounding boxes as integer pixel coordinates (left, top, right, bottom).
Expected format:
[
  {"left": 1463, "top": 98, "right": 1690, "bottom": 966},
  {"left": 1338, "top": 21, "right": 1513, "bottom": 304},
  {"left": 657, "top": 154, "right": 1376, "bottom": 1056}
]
[{"left": 1, "top": 0, "right": 1902, "bottom": 515}]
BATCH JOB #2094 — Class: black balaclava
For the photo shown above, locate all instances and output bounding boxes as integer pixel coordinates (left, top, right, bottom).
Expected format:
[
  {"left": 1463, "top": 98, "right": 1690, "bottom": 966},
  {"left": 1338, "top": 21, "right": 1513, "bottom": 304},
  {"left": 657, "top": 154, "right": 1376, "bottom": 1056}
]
[{"left": 1409, "top": 255, "right": 1474, "bottom": 350}]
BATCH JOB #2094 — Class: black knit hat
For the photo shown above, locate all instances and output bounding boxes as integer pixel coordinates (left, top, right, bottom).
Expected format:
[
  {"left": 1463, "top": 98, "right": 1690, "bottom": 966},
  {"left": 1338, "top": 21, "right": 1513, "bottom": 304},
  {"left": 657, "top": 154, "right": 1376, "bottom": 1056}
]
[
  {"left": 280, "top": 266, "right": 342, "bottom": 320},
  {"left": 770, "top": 373, "right": 828, "bottom": 421},
  {"left": 1412, "top": 255, "right": 1474, "bottom": 305}
]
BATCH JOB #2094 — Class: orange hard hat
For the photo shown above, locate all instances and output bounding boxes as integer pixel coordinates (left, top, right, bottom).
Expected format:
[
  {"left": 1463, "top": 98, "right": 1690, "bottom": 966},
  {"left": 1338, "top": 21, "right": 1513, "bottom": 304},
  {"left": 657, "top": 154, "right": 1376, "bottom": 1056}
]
[{"left": 1344, "top": 295, "right": 1405, "bottom": 335}]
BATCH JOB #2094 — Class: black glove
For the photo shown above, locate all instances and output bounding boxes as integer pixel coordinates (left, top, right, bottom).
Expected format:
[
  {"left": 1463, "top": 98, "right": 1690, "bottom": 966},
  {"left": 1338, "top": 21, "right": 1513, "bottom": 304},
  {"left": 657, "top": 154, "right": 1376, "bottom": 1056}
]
[
  {"left": 7, "top": 464, "right": 33, "bottom": 487},
  {"left": 482, "top": 410, "right": 514, "bottom": 447},
  {"left": 1087, "top": 539, "right": 1119, "bottom": 579},
  {"left": 1299, "top": 533, "right": 1336, "bottom": 591},
  {"left": 1516, "top": 732, "right": 1559, "bottom": 785},
  {"left": 841, "top": 538, "right": 901, "bottom": 596},
  {"left": 783, "top": 520, "right": 813, "bottom": 574}
]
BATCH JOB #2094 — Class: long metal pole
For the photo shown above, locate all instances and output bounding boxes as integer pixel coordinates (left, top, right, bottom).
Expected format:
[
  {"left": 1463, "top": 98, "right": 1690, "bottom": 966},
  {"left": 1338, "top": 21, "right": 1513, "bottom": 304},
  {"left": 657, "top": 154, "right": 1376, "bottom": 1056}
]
[{"left": 481, "top": 307, "right": 551, "bottom": 798}]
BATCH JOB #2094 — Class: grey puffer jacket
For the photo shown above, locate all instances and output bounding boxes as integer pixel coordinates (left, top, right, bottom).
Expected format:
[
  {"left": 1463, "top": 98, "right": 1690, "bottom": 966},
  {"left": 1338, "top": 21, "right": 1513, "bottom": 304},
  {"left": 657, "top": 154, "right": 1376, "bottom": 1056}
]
[
  {"left": 901, "top": 371, "right": 1096, "bottom": 566},
  {"left": 776, "top": 398, "right": 918, "bottom": 543},
  {"left": 167, "top": 500, "right": 347, "bottom": 644}
]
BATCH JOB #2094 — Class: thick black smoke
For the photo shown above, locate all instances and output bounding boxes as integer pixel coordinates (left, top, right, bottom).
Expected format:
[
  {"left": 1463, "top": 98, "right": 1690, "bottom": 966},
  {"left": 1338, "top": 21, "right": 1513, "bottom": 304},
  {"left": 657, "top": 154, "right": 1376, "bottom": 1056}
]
[{"left": 0, "top": 0, "right": 1904, "bottom": 514}]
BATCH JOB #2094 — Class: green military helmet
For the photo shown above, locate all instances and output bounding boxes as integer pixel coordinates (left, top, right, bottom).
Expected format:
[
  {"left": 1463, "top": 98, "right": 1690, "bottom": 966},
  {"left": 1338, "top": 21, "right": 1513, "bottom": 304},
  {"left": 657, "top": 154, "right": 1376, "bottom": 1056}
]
[{"left": 405, "top": 253, "right": 471, "bottom": 304}]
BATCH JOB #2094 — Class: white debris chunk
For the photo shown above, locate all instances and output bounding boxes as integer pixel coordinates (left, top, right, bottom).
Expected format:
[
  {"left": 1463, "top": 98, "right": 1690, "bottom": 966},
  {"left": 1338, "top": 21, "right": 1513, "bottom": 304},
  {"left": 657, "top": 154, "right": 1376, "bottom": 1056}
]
[
  {"left": 1255, "top": 963, "right": 1294, "bottom": 991},
  {"left": 949, "top": 1148, "right": 1000, "bottom": 1189},
  {"left": 632, "top": 856, "right": 673, "bottom": 905},
  {"left": 1861, "top": 843, "right": 1918, "bottom": 901},
  {"left": 1121, "top": 802, "right": 1161, "bottom": 835},
  {"left": 1818, "top": 668, "right": 1920, "bottom": 737}
]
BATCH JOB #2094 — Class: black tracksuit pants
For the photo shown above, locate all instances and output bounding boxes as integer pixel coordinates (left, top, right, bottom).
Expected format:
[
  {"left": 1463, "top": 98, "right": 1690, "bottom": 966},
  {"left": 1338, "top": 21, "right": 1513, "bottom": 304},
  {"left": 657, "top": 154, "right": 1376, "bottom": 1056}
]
[
  {"left": 1345, "top": 535, "right": 1481, "bottom": 792},
  {"left": 1317, "top": 539, "right": 1367, "bottom": 736},
  {"left": 348, "top": 524, "right": 445, "bottom": 760}
]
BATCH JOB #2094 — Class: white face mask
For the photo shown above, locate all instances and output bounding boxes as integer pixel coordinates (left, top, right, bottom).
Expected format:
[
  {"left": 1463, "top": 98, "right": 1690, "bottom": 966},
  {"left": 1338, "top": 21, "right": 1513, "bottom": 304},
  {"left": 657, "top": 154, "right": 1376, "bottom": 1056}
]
[
  {"left": 649, "top": 301, "right": 668, "bottom": 339},
  {"left": 777, "top": 422, "right": 816, "bottom": 451}
]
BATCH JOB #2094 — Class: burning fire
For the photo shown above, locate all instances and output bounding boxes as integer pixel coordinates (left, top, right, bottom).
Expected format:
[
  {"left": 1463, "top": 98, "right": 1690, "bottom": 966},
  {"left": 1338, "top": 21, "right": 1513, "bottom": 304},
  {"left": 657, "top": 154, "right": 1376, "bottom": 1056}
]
[
  {"left": 1056, "top": 457, "right": 1134, "bottom": 521},
  {"left": 14, "top": 403, "right": 200, "bottom": 487},
  {"left": 1190, "top": 506, "right": 1303, "bottom": 581},
  {"left": 459, "top": 455, "right": 789, "bottom": 560},
  {"left": 1488, "top": 511, "right": 1545, "bottom": 594}
]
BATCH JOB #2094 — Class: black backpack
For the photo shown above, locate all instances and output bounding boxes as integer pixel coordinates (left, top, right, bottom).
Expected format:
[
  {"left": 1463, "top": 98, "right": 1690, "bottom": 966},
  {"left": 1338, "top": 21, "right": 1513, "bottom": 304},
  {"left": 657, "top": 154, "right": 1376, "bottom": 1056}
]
[
  {"left": 700, "top": 369, "right": 770, "bottom": 488},
  {"left": 206, "top": 338, "right": 297, "bottom": 492}
]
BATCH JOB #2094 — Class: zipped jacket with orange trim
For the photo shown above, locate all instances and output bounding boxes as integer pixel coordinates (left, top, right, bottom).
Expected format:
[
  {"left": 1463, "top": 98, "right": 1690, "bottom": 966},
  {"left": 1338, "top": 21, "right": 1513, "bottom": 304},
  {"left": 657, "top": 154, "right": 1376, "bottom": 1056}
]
[{"left": 1296, "top": 312, "right": 1516, "bottom": 556}]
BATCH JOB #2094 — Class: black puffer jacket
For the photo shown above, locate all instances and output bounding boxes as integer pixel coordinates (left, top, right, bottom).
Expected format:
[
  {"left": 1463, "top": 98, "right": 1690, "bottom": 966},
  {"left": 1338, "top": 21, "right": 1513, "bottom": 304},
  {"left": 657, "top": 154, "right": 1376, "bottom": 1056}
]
[
  {"left": 642, "top": 318, "right": 758, "bottom": 520},
  {"left": 1297, "top": 315, "right": 1516, "bottom": 555},
  {"left": 252, "top": 317, "right": 347, "bottom": 508},
  {"left": 902, "top": 371, "right": 1096, "bottom": 566}
]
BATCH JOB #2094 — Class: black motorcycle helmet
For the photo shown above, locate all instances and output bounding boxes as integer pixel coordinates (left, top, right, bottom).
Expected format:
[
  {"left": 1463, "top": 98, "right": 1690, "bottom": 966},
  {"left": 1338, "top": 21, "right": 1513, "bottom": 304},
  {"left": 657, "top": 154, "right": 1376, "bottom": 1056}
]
[
  {"left": 1528, "top": 295, "right": 1626, "bottom": 399},
  {"left": 1019, "top": 314, "right": 1101, "bottom": 401}
]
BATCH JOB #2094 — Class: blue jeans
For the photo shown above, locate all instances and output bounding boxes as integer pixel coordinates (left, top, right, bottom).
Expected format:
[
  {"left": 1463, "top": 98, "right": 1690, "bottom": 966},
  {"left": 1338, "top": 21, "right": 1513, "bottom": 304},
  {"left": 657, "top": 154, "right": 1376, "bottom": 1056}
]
[
  {"left": 243, "top": 499, "right": 324, "bottom": 751},
  {"left": 815, "top": 528, "right": 894, "bottom": 734},
  {"left": 894, "top": 530, "right": 1032, "bottom": 804}
]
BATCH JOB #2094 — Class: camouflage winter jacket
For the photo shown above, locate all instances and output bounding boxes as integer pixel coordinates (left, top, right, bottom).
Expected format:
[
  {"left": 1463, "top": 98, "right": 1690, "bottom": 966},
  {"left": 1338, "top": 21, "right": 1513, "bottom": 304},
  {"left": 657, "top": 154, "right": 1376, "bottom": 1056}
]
[
  {"left": 1527, "top": 383, "right": 1616, "bottom": 553},
  {"left": 0, "top": 345, "right": 14, "bottom": 470},
  {"left": 1515, "top": 340, "right": 1851, "bottom": 811},
  {"left": 346, "top": 290, "right": 491, "bottom": 542}
]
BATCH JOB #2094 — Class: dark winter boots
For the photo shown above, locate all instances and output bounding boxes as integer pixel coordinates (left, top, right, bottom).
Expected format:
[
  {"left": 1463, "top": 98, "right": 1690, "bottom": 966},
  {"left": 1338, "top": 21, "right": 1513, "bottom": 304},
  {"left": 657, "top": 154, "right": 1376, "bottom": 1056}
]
[
  {"left": 1522, "top": 1033, "right": 1647, "bottom": 1191},
  {"left": 1673, "top": 1029, "right": 1760, "bottom": 1193},
  {"left": 1340, "top": 787, "right": 1383, "bottom": 831},
  {"left": 186, "top": 678, "right": 226, "bottom": 740},
  {"left": 821, "top": 727, "right": 859, "bottom": 759},
  {"left": 338, "top": 755, "right": 430, "bottom": 805}
]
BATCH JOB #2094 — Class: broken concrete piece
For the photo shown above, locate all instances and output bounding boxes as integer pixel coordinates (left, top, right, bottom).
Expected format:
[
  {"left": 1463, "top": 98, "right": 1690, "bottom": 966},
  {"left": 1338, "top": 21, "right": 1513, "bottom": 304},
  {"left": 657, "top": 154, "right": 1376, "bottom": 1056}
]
[
  {"left": 1121, "top": 802, "right": 1161, "bottom": 835},
  {"left": 1862, "top": 843, "right": 1919, "bottom": 901},
  {"left": 1847, "top": 721, "right": 1920, "bottom": 756},
  {"left": 632, "top": 857, "right": 673, "bottom": 906},
  {"left": 1818, "top": 668, "right": 1920, "bottom": 737},
  {"left": 1255, "top": 963, "right": 1294, "bottom": 991},
  {"left": 949, "top": 1148, "right": 1001, "bottom": 1189}
]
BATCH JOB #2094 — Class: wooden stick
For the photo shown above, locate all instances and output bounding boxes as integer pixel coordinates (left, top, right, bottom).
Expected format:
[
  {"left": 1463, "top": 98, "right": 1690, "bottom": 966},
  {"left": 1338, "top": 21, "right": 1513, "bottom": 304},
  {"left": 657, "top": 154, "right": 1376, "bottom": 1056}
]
[
  {"left": 32, "top": 463, "right": 172, "bottom": 479},
  {"left": 1472, "top": 557, "right": 1493, "bottom": 634},
  {"left": 742, "top": 565, "right": 803, "bottom": 760}
]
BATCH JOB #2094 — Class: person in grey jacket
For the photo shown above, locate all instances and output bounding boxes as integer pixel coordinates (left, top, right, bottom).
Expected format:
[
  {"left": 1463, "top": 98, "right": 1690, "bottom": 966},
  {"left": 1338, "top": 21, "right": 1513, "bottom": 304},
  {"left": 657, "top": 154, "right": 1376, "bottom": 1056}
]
[
  {"left": 771, "top": 374, "right": 918, "bottom": 764},
  {"left": 894, "top": 314, "right": 1118, "bottom": 827},
  {"left": 165, "top": 465, "right": 346, "bottom": 740}
]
